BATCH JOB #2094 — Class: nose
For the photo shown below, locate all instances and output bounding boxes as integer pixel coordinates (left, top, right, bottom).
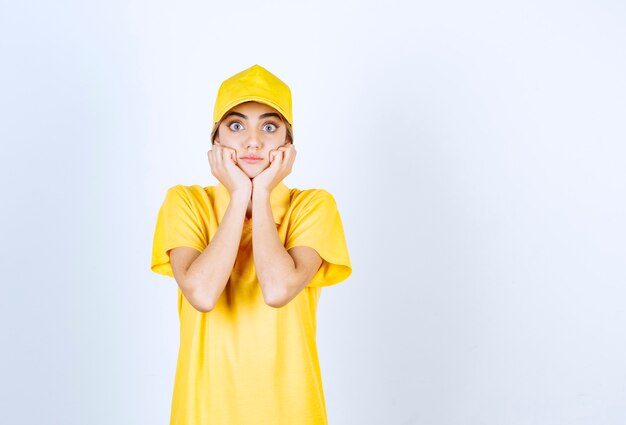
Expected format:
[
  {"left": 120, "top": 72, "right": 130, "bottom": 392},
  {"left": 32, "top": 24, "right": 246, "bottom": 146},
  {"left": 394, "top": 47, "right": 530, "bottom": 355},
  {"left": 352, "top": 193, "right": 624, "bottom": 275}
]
[{"left": 245, "top": 129, "right": 262, "bottom": 150}]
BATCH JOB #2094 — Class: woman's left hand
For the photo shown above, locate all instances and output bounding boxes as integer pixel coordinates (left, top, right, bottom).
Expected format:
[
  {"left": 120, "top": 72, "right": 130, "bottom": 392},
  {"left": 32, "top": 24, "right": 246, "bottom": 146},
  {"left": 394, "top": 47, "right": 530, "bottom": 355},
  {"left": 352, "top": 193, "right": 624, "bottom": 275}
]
[{"left": 252, "top": 144, "right": 296, "bottom": 193}]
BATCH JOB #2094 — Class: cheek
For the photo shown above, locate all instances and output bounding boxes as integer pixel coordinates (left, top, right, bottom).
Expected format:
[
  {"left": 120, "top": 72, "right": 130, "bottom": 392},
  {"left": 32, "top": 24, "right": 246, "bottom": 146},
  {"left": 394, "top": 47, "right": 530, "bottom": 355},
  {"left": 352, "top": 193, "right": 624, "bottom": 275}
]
[{"left": 217, "top": 136, "right": 238, "bottom": 148}]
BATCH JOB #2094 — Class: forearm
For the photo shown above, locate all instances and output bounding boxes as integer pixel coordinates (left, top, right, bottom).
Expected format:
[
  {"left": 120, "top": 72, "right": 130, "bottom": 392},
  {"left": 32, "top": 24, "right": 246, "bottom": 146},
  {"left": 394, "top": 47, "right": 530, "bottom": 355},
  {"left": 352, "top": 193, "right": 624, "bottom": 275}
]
[
  {"left": 251, "top": 189, "right": 297, "bottom": 306},
  {"left": 185, "top": 189, "right": 250, "bottom": 310}
]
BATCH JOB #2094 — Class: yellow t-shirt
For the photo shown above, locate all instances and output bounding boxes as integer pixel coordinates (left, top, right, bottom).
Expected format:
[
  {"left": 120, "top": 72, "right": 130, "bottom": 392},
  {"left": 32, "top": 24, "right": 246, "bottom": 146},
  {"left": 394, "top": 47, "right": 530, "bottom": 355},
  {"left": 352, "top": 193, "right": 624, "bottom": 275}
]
[{"left": 150, "top": 181, "right": 352, "bottom": 425}]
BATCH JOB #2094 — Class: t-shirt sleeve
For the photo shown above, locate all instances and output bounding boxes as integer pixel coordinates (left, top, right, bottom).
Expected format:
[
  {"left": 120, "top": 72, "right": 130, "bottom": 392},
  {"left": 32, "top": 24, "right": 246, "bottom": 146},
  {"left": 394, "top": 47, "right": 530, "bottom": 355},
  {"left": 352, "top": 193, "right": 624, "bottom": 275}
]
[
  {"left": 150, "top": 185, "right": 208, "bottom": 278},
  {"left": 284, "top": 190, "right": 352, "bottom": 288}
]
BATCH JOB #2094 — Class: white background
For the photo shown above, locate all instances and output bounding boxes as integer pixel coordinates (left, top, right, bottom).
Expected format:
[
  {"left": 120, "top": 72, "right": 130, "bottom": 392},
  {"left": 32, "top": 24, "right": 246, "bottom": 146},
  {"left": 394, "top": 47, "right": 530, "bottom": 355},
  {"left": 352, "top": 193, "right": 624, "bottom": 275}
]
[{"left": 1, "top": 0, "right": 625, "bottom": 424}]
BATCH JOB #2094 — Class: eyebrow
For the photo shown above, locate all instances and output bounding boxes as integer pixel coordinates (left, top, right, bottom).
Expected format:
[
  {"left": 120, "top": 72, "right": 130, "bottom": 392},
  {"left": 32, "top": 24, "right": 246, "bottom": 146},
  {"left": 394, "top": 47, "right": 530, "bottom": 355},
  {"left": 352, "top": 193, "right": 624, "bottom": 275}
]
[{"left": 222, "top": 111, "right": 283, "bottom": 121}]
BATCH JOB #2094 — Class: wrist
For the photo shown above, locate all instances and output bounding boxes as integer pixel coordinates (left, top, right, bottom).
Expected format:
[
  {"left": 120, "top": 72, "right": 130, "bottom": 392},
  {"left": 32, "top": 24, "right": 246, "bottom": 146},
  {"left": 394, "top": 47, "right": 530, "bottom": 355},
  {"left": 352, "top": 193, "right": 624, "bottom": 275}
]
[
  {"left": 252, "top": 187, "right": 271, "bottom": 199},
  {"left": 230, "top": 188, "right": 252, "bottom": 201}
]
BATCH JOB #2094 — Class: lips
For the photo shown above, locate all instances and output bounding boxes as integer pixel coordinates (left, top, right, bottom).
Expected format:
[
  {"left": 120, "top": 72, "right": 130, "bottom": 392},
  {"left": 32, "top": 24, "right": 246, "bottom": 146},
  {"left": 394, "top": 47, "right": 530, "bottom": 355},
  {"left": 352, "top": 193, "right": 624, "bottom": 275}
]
[{"left": 240, "top": 155, "right": 263, "bottom": 164}]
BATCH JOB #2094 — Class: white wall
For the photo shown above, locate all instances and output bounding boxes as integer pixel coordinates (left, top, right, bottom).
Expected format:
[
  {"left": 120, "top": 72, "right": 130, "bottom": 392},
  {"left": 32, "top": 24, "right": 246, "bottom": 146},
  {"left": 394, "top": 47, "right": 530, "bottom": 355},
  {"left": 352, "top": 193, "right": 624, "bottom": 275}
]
[{"left": 1, "top": 0, "right": 625, "bottom": 423}]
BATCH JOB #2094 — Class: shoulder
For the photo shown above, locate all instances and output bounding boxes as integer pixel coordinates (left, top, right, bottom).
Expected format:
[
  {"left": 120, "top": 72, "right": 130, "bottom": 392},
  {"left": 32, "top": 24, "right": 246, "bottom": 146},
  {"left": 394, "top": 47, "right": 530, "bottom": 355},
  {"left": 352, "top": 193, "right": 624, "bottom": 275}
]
[
  {"left": 290, "top": 186, "right": 334, "bottom": 201},
  {"left": 162, "top": 184, "right": 215, "bottom": 210},
  {"left": 288, "top": 187, "right": 338, "bottom": 213}
]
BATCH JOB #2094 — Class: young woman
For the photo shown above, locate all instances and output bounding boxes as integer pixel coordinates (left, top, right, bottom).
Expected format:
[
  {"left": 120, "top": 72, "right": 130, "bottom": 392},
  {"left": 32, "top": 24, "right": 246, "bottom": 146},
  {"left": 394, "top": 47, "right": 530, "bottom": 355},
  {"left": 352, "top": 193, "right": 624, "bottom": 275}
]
[{"left": 151, "top": 64, "right": 352, "bottom": 425}]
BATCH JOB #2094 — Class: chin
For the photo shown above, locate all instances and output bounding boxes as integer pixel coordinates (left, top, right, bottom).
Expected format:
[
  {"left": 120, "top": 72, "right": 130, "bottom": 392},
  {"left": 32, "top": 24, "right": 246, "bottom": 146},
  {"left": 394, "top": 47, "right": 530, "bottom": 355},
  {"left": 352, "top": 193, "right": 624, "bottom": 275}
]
[
  {"left": 239, "top": 168, "right": 258, "bottom": 179},
  {"left": 240, "top": 164, "right": 268, "bottom": 178}
]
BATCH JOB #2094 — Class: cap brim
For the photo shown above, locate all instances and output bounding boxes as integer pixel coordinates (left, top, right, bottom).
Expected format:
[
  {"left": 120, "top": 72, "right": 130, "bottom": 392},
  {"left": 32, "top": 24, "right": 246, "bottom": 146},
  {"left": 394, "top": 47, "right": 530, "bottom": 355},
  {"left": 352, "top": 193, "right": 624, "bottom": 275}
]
[{"left": 211, "top": 97, "right": 293, "bottom": 142}]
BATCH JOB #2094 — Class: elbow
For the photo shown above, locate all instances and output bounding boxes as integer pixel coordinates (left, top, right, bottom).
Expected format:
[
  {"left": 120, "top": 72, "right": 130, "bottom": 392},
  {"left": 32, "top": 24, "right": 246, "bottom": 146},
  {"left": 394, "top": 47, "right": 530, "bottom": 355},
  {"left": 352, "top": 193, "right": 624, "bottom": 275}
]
[
  {"left": 262, "top": 283, "right": 290, "bottom": 309},
  {"left": 191, "top": 300, "right": 215, "bottom": 313},
  {"left": 183, "top": 284, "right": 217, "bottom": 313},
  {"left": 265, "top": 297, "right": 287, "bottom": 309}
]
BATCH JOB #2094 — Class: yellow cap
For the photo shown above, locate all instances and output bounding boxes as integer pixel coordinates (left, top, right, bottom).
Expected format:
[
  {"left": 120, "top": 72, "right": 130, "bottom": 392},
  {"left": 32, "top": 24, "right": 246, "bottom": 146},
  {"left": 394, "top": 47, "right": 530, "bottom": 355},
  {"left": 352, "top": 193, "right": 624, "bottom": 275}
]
[{"left": 210, "top": 64, "right": 293, "bottom": 143}]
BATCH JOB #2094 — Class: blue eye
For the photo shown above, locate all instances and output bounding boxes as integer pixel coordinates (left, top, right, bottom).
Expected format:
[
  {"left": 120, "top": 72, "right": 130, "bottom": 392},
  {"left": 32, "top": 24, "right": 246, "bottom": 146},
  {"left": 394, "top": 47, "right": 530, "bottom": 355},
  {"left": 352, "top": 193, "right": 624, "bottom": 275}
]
[
  {"left": 264, "top": 123, "right": 278, "bottom": 132},
  {"left": 228, "top": 122, "right": 243, "bottom": 131}
]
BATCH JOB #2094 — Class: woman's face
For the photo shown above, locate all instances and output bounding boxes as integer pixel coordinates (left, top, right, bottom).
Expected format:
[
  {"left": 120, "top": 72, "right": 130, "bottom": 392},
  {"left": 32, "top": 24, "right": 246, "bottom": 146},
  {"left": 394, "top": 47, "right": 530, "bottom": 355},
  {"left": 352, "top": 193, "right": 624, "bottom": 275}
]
[{"left": 214, "top": 101, "right": 291, "bottom": 178}]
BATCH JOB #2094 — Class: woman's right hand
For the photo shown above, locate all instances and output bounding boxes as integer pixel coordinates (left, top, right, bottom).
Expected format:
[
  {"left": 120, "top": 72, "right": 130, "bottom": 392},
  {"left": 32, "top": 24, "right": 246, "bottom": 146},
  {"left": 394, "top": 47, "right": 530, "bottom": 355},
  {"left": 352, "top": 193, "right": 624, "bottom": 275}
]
[{"left": 208, "top": 142, "right": 252, "bottom": 196}]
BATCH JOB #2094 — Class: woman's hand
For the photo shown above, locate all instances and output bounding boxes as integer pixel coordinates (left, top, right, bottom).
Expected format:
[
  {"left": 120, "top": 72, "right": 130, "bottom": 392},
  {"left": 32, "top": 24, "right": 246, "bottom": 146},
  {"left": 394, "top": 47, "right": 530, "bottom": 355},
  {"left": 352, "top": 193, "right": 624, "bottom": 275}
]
[
  {"left": 208, "top": 142, "right": 252, "bottom": 196},
  {"left": 252, "top": 144, "right": 296, "bottom": 194}
]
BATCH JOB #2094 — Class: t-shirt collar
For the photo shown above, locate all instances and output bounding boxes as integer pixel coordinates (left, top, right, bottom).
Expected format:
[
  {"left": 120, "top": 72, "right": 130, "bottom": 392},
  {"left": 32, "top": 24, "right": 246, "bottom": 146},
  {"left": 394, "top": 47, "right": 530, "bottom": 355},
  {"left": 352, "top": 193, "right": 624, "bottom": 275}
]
[{"left": 214, "top": 181, "right": 291, "bottom": 225}]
